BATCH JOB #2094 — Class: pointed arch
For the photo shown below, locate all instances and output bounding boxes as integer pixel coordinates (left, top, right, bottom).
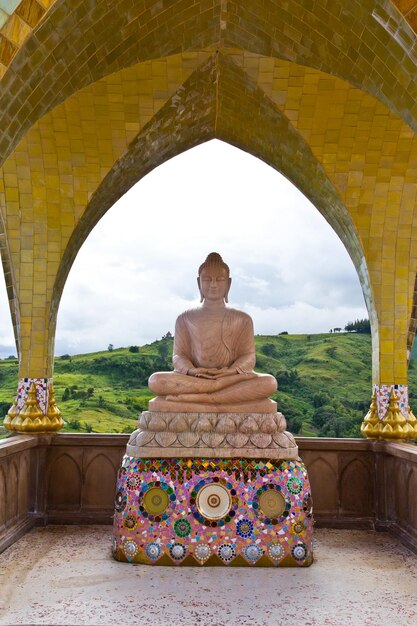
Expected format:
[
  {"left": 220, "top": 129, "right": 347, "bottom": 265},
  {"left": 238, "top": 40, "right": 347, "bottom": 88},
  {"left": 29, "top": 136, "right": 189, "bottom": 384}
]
[
  {"left": 308, "top": 456, "right": 338, "bottom": 514},
  {"left": 6, "top": 460, "right": 18, "bottom": 522},
  {"left": 47, "top": 453, "right": 82, "bottom": 509},
  {"left": 0, "top": 465, "right": 6, "bottom": 528},
  {"left": 49, "top": 53, "right": 375, "bottom": 377},
  {"left": 406, "top": 466, "right": 417, "bottom": 528},
  {"left": 2, "top": 0, "right": 417, "bottom": 176},
  {"left": 84, "top": 453, "right": 117, "bottom": 508},
  {"left": 17, "top": 453, "right": 30, "bottom": 518},
  {"left": 340, "top": 458, "right": 373, "bottom": 517}
]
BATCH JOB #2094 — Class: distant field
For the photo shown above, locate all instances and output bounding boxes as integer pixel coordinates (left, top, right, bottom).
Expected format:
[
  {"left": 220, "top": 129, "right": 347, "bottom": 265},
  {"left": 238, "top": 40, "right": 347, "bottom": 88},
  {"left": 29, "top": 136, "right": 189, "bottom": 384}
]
[{"left": 1, "top": 332, "right": 416, "bottom": 439}]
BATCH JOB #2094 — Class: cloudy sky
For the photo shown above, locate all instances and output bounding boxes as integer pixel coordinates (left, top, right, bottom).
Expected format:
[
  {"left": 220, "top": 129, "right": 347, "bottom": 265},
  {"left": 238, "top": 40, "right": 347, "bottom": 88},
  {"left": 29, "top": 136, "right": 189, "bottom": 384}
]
[{"left": 0, "top": 140, "right": 368, "bottom": 358}]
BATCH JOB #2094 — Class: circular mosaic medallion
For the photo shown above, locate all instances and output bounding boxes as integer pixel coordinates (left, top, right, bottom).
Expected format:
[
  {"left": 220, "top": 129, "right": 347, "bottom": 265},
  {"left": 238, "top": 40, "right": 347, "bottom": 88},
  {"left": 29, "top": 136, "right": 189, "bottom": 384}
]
[
  {"left": 143, "top": 487, "right": 170, "bottom": 515},
  {"left": 236, "top": 518, "right": 254, "bottom": 538},
  {"left": 138, "top": 480, "right": 176, "bottom": 522},
  {"left": 123, "top": 540, "right": 138, "bottom": 559},
  {"left": 259, "top": 489, "right": 286, "bottom": 518},
  {"left": 169, "top": 542, "right": 186, "bottom": 561},
  {"left": 218, "top": 543, "right": 236, "bottom": 563},
  {"left": 268, "top": 544, "right": 284, "bottom": 561},
  {"left": 291, "top": 520, "right": 306, "bottom": 536},
  {"left": 126, "top": 474, "right": 141, "bottom": 490},
  {"left": 244, "top": 544, "right": 262, "bottom": 563},
  {"left": 292, "top": 542, "right": 307, "bottom": 561},
  {"left": 146, "top": 542, "right": 162, "bottom": 561},
  {"left": 287, "top": 477, "right": 303, "bottom": 495},
  {"left": 252, "top": 484, "right": 290, "bottom": 524},
  {"left": 115, "top": 490, "right": 127, "bottom": 512},
  {"left": 174, "top": 518, "right": 192, "bottom": 538},
  {"left": 196, "top": 483, "right": 231, "bottom": 520},
  {"left": 190, "top": 478, "right": 238, "bottom": 527},
  {"left": 124, "top": 514, "right": 138, "bottom": 531},
  {"left": 194, "top": 543, "right": 211, "bottom": 563}
]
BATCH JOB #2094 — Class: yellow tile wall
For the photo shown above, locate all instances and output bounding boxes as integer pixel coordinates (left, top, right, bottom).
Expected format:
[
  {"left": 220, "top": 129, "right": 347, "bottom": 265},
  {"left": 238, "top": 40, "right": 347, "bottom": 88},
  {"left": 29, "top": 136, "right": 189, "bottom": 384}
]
[
  {"left": 233, "top": 51, "right": 417, "bottom": 385},
  {"left": 0, "top": 52, "right": 210, "bottom": 378}
]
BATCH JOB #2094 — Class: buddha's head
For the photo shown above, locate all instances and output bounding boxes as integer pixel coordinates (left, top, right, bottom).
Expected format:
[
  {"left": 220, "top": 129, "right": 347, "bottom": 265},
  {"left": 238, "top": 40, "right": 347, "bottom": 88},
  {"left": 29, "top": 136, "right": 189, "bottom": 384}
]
[{"left": 198, "top": 252, "right": 232, "bottom": 303}]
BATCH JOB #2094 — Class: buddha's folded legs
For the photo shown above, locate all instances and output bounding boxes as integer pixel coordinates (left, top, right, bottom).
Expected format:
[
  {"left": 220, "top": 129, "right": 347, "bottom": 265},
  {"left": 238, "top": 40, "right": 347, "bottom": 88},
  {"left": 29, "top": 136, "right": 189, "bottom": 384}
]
[{"left": 148, "top": 371, "right": 277, "bottom": 403}]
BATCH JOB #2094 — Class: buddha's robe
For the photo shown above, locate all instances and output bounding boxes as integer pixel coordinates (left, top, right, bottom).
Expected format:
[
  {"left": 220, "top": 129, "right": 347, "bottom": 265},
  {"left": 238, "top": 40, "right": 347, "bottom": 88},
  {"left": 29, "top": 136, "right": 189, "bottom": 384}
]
[
  {"left": 173, "top": 307, "right": 256, "bottom": 375},
  {"left": 148, "top": 306, "right": 277, "bottom": 412}
]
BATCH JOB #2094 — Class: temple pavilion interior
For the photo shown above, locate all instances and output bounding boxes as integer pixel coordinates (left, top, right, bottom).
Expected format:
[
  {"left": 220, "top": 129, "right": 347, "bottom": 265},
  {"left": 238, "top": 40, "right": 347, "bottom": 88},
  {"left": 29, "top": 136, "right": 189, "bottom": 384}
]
[{"left": 1, "top": 1, "right": 417, "bottom": 624}]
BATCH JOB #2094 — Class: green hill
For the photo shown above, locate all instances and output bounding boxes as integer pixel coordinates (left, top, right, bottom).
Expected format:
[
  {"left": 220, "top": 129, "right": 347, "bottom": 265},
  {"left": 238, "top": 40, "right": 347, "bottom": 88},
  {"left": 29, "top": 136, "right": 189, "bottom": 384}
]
[{"left": 1, "top": 332, "right": 416, "bottom": 438}]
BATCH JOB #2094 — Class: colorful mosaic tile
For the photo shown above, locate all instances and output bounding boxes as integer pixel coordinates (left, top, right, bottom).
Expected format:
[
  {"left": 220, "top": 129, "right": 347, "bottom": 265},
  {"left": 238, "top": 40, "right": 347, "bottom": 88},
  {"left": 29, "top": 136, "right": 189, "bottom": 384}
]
[
  {"left": 373, "top": 384, "right": 409, "bottom": 419},
  {"left": 113, "top": 456, "right": 314, "bottom": 567},
  {"left": 16, "top": 376, "right": 48, "bottom": 412}
]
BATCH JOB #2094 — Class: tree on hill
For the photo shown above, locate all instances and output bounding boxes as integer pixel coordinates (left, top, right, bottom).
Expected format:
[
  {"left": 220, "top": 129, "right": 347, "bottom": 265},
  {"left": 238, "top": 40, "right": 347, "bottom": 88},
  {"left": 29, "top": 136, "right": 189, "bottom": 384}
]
[
  {"left": 312, "top": 391, "right": 330, "bottom": 408},
  {"left": 157, "top": 341, "right": 169, "bottom": 359},
  {"left": 276, "top": 369, "right": 300, "bottom": 390},
  {"left": 261, "top": 343, "right": 277, "bottom": 357},
  {"left": 345, "top": 318, "right": 370, "bottom": 333},
  {"left": 312, "top": 404, "right": 337, "bottom": 429}
]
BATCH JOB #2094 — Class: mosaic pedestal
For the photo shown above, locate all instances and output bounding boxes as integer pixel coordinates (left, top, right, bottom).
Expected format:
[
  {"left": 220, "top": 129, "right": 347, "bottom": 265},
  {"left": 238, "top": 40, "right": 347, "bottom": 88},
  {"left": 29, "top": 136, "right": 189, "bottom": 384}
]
[{"left": 112, "top": 456, "right": 314, "bottom": 566}]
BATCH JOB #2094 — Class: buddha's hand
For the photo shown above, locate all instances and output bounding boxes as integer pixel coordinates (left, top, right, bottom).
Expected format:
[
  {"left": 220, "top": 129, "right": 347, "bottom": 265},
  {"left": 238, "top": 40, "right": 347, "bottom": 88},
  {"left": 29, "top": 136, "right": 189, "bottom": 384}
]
[
  {"left": 187, "top": 367, "right": 219, "bottom": 379},
  {"left": 207, "top": 366, "right": 239, "bottom": 379}
]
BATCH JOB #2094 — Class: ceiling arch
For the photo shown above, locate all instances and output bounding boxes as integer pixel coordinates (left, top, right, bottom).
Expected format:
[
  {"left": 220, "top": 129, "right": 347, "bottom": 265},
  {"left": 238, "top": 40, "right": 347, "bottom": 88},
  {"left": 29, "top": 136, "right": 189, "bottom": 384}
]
[
  {"left": 49, "top": 53, "right": 373, "bottom": 356},
  {"left": 2, "top": 0, "right": 417, "bottom": 173}
]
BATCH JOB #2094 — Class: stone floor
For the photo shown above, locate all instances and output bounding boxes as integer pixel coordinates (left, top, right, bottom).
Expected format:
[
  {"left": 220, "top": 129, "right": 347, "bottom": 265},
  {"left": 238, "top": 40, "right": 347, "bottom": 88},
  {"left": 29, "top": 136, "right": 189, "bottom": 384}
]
[{"left": 0, "top": 526, "right": 416, "bottom": 626}]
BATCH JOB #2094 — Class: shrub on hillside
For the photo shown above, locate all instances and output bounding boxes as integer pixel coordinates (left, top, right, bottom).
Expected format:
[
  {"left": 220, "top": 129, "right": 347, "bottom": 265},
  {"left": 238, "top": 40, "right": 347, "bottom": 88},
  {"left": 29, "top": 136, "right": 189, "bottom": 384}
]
[
  {"left": 276, "top": 369, "right": 300, "bottom": 390},
  {"left": 286, "top": 414, "right": 303, "bottom": 435},
  {"left": 312, "top": 391, "right": 330, "bottom": 408},
  {"left": 261, "top": 343, "right": 277, "bottom": 357},
  {"left": 0, "top": 401, "right": 10, "bottom": 417},
  {"left": 312, "top": 404, "right": 337, "bottom": 429}
]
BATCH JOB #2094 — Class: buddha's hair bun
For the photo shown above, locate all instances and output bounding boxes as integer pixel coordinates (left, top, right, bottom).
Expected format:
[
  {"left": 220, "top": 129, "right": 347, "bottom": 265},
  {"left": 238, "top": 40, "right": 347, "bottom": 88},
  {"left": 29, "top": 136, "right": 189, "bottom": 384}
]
[{"left": 198, "top": 252, "right": 230, "bottom": 276}]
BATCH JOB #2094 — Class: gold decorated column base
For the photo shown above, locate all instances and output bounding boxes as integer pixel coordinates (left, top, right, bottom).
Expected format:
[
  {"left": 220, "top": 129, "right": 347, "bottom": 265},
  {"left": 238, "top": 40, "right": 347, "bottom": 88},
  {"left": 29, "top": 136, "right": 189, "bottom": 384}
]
[
  {"left": 3, "top": 382, "right": 63, "bottom": 433},
  {"left": 361, "top": 389, "right": 417, "bottom": 441}
]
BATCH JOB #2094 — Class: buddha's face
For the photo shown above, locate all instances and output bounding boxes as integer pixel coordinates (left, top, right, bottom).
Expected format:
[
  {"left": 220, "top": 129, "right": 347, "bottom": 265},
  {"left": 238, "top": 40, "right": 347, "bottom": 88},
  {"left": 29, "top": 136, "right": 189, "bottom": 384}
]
[{"left": 198, "top": 266, "right": 231, "bottom": 302}]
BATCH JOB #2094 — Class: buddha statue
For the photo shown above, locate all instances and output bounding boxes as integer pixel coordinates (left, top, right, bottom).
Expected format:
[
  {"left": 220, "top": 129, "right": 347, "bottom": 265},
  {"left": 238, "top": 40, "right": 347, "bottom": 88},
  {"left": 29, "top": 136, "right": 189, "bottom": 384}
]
[
  {"left": 117, "top": 254, "right": 308, "bottom": 570},
  {"left": 148, "top": 253, "right": 278, "bottom": 413}
]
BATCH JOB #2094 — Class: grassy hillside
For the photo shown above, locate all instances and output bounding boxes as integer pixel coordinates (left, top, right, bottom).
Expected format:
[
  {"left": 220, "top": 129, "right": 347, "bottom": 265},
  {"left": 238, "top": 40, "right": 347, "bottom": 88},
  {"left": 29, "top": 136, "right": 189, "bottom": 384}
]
[
  {"left": 255, "top": 333, "right": 372, "bottom": 436},
  {"left": 2, "top": 332, "right": 415, "bottom": 438}
]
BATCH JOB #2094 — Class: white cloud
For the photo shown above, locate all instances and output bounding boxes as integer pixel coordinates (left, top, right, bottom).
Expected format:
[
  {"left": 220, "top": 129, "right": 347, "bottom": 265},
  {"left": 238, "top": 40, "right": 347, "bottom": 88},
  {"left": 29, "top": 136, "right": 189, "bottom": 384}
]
[{"left": 0, "top": 140, "right": 368, "bottom": 359}]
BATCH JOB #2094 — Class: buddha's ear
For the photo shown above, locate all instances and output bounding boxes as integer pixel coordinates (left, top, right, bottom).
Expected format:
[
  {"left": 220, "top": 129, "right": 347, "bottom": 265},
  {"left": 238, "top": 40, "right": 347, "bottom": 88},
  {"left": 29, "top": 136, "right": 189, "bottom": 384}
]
[
  {"left": 197, "top": 277, "right": 204, "bottom": 303},
  {"left": 225, "top": 277, "right": 232, "bottom": 303}
]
